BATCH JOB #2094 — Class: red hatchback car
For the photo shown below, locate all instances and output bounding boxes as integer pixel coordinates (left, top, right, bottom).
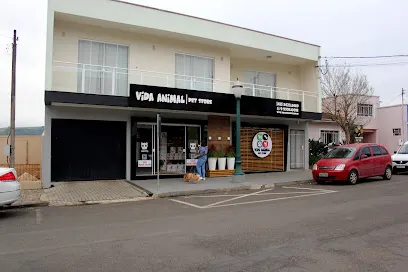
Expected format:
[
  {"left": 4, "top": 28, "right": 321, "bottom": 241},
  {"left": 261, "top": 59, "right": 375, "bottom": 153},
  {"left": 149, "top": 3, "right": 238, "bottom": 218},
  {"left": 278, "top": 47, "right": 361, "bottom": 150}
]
[{"left": 312, "top": 144, "right": 392, "bottom": 185}]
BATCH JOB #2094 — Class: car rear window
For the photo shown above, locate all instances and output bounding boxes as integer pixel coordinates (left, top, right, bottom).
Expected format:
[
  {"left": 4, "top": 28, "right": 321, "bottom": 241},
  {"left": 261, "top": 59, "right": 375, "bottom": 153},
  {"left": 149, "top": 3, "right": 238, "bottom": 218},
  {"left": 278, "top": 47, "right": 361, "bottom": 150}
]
[
  {"left": 325, "top": 147, "right": 357, "bottom": 159},
  {"left": 361, "top": 146, "right": 372, "bottom": 157},
  {"left": 378, "top": 146, "right": 389, "bottom": 155},
  {"left": 371, "top": 146, "right": 382, "bottom": 156}
]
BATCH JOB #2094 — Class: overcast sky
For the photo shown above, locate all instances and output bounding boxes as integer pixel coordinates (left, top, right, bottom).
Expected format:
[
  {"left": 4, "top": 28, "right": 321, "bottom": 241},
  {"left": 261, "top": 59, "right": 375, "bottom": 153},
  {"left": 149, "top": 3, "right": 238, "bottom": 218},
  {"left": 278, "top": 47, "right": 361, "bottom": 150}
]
[{"left": 0, "top": 0, "right": 407, "bottom": 127}]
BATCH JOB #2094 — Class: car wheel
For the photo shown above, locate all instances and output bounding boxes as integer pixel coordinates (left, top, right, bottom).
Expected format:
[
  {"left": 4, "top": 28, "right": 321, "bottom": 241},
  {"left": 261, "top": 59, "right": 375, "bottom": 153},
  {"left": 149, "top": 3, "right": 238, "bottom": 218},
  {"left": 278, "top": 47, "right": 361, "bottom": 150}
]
[
  {"left": 316, "top": 180, "right": 326, "bottom": 185},
  {"left": 347, "top": 170, "right": 358, "bottom": 185},
  {"left": 383, "top": 166, "right": 392, "bottom": 180}
]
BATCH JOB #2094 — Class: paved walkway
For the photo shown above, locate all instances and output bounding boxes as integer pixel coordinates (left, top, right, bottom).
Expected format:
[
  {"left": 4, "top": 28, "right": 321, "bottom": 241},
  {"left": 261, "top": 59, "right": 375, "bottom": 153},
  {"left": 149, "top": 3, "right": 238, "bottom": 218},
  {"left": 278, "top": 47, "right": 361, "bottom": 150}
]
[
  {"left": 43, "top": 180, "right": 149, "bottom": 206},
  {"left": 131, "top": 170, "right": 313, "bottom": 197},
  {"left": 11, "top": 189, "right": 47, "bottom": 208}
]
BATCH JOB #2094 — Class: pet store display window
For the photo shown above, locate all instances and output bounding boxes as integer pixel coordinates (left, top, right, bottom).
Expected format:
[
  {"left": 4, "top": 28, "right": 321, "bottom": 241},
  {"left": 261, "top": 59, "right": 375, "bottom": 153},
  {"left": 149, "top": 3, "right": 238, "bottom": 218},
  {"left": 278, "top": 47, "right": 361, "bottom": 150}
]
[{"left": 134, "top": 122, "right": 201, "bottom": 177}]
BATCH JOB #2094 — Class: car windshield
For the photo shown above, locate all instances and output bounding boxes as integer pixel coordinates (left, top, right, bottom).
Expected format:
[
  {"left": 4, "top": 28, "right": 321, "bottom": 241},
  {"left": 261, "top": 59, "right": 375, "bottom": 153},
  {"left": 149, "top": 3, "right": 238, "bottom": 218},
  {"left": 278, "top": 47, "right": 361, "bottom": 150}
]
[
  {"left": 325, "top": 147, "right": 356, "bottom": 159},
  {"left": 397, "top": 144, "right": 408, "bottom": 154}
]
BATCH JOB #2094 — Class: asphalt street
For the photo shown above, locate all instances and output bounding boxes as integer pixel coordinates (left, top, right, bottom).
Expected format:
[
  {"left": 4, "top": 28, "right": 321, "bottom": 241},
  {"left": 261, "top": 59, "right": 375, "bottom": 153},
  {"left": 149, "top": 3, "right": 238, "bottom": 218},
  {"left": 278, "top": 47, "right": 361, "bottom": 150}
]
[{"left": 1, "top": 175, "right": 408, "bottom": 271}]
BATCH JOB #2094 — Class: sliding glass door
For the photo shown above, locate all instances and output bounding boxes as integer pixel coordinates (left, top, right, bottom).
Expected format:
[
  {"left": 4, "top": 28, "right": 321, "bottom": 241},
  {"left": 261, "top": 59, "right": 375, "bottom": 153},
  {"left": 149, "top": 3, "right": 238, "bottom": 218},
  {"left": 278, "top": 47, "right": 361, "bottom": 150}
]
[{"left": 134, "top": 123, "right": 201, "bottom": 178}]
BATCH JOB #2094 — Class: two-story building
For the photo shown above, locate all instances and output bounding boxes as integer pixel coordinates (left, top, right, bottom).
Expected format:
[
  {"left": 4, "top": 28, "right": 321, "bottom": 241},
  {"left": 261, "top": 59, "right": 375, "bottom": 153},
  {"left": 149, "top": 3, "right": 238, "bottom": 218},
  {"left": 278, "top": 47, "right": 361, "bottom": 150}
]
[
  {"left": 378, "top": 104, "right": 408, "bottom": 153},
  {"left": 309, "top": 96, "right": 380, "bottom": 145},
  {"left": 42, "top": 0, "right": 322, "bottom": 188}
]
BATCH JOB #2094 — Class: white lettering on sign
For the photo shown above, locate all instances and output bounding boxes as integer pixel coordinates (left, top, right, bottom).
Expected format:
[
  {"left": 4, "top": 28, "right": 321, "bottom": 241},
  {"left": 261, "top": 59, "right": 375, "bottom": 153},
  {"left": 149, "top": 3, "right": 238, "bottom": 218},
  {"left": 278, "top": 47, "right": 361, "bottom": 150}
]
[
  {"left": 134, "top": 91, "right": 213, "bottom": 106},
  {"left": 138, "top": 160, "right": 152, "bottom": 168},
  {"left": 135, "top": 91, "right": 154, "bottom": 102},
  {"left": 157, "top": 93, "right": 186, "bottom": 104},
  {"left": 276, "top": 101, "right": 300, "bottom": 116}
]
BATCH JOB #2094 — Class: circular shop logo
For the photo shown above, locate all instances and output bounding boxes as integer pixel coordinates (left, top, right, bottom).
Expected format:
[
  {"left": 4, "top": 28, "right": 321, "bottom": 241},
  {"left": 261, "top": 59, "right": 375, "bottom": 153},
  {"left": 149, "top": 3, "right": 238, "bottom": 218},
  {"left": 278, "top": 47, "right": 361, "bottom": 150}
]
[{"left": 252, "top": 132, "right": 272, "bottom": 158}]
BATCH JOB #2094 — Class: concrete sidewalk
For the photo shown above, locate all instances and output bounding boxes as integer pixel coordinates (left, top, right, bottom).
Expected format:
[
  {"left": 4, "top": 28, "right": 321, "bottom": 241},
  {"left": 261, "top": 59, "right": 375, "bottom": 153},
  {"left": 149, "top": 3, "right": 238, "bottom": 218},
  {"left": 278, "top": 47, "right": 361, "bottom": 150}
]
[
  {"left": 43, "top": 180, "right": 150, "bottom": 206},
  {"left": 3, "top": 180, "right": 150, "bottom": 209},
  {"left": 130, "top": 170, "right": 314, "bottom": 197}
]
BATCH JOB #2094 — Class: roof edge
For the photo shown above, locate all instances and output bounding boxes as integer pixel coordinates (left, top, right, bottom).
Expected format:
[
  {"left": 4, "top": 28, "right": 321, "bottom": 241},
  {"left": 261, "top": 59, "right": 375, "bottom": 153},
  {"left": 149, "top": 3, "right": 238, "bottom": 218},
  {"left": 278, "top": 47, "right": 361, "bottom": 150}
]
[{"left": 111, "top": 0, "right": 320, "bottom": 48}]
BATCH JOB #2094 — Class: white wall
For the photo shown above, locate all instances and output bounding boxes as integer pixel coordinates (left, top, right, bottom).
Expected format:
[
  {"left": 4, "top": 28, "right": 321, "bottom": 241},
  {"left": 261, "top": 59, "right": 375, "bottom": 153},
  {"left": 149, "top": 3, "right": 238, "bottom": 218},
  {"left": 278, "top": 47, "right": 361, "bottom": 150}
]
[
  {"left": 52, "top": 20, "right": 231, "bottom": 94},
  {"left": 378, "top": 104, "right": 408, "bottom": 153},
  {"left": 48, "top": 0, "right": 320, "bottom": 61}
]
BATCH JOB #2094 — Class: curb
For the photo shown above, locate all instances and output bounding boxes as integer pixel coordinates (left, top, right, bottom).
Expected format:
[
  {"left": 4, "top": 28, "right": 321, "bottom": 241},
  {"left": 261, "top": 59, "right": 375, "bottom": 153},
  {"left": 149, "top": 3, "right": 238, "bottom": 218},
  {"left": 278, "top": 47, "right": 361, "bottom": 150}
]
[
  {"left": 48, "top": 197, "right": 151, "bottom": 207},
  {"left": 151, "top": 179, "right": 315, "bottom": 198},
  {"left": 274, "top": 179, "right": 315, "bottom": 187},
  {"left": 124, "top": 180, "right": 151, "bottom": 197},
  {"left": 1, "top": 202, "right": 49, "bottom": 210}
]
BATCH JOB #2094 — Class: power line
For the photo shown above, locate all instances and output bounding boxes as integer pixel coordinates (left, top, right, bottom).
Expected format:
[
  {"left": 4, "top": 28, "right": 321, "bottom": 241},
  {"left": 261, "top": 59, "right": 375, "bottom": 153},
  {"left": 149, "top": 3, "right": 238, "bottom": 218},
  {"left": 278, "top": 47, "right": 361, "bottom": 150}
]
[
  {"left": 318, "top": 61, "right": 408, "bottom": 68},
  {"left": 321, "top": 55, "right": 408, "bottom": 59},
  {"left": 381, "top": 93, "right": 402, "bottom": 107},
  {"left": 0, "top": 33, "right": 12, "bottom": 39}
]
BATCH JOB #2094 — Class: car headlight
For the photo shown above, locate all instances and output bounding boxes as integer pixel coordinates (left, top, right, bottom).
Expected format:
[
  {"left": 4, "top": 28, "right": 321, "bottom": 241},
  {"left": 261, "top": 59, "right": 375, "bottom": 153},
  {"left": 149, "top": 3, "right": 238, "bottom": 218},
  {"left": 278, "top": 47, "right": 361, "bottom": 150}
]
[
  {"left": 334, "top": 164, "right": 345, "bottom": 171},
  {"left": 312, "top": 164, "right": 318, "bottom": 170}
]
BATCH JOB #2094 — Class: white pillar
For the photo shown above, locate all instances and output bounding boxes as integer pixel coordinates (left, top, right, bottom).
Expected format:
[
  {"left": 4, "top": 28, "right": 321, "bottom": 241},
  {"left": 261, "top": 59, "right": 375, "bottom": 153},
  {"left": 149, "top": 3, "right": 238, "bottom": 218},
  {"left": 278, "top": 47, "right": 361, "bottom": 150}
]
[
  {"left": 304, "top": 121, "right": 309, "bottom": 169},
  {"left": 42, "top": 106, "right": 52, "bottom": 188}
]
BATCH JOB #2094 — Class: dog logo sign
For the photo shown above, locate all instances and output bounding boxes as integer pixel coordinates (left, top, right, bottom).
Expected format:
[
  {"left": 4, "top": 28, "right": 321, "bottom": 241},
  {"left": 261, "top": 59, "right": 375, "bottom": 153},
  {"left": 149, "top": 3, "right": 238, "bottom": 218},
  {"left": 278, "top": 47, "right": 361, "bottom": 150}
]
[
  {"left": 189, "top": 142, "right": 197, "bottom": 151},
  {"left": 141, "top": 142, "right": 149, "bottom": 153}
]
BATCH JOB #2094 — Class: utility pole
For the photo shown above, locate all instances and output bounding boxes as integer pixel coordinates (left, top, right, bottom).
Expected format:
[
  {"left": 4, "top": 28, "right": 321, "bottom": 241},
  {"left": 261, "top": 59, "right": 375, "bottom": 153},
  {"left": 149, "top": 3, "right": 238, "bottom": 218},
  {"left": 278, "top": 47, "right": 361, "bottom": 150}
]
[{"left": 9, "top": 30, "right": 17, "bottom": 168}]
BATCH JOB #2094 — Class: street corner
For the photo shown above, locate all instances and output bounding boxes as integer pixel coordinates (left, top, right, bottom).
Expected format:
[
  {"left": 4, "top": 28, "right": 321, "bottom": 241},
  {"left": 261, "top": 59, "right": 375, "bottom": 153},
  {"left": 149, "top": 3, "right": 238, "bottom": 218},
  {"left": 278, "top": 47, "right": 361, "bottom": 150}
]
[{"left": 168, "top": 185, "right": 337, "bottom": 209}]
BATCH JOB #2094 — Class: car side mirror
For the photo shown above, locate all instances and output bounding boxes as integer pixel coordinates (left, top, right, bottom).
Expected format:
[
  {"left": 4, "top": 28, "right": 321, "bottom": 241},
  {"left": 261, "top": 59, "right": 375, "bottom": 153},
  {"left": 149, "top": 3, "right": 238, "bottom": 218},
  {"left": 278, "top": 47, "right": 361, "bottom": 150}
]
[
  {"left": 361, "top": 154, "right": 368, "bottom": 159},
  {"left": 394, "top": 151, "right": 397, "bottom": 154}
]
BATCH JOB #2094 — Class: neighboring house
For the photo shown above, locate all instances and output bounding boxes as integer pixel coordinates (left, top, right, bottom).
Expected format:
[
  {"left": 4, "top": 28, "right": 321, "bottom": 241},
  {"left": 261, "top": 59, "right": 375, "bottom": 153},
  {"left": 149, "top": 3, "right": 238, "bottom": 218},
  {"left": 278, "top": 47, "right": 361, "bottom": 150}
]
[
  {"left": 42, "top": 0, "right": 322, "bottom": 188},
  {"left": 378, "top": 104, "right": 408, "bottom": 153},
  {"left": 309, "top": 113, "right": 345, "bottom": 144},
  {"left": 309, "top": 96, "right": 380, "bottom": 144}
]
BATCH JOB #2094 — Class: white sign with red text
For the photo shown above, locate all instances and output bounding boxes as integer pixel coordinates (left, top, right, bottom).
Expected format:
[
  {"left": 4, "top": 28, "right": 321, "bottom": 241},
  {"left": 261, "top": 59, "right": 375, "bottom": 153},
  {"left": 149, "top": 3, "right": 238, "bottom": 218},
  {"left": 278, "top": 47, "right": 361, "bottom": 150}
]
[{"left": 138, "top": 160, "right": 152, "bottom": 168}]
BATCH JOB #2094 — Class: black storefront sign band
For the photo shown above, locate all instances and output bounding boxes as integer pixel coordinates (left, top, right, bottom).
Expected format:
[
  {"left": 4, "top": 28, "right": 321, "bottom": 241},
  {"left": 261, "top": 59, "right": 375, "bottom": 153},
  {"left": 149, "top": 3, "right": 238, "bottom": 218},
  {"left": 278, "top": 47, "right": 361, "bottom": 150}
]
[{"left": 129, "top": 84, "right": 302, "bottom": 118}]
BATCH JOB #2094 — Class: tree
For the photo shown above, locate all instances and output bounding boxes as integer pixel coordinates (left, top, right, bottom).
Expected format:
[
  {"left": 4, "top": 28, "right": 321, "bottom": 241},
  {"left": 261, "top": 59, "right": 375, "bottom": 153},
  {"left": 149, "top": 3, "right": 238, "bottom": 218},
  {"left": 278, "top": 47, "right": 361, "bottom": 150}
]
[{"left": 320, "top": 62, "right": 374, "bottom": 143}]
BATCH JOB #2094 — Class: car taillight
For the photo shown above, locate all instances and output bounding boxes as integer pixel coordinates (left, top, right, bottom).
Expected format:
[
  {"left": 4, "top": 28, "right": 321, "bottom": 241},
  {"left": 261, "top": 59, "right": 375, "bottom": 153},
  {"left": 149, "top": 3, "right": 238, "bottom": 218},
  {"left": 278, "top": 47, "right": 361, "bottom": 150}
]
[{"left": 0, "top": 172, "right": 16, "bottom": 182}]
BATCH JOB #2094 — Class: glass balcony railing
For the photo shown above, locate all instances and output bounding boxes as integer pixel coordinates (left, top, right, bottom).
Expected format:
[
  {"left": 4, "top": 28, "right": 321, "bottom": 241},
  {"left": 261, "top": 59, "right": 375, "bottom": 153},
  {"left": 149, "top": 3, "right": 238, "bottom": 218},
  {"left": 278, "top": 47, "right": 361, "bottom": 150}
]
[{"left": 51, "top": 61, "right": 319, "bottom": 112}]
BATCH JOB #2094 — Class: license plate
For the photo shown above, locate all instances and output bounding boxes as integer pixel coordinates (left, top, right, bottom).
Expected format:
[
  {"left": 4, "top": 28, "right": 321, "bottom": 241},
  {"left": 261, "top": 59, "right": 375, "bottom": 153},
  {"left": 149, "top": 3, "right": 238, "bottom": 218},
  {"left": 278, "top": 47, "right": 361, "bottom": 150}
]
[
  {"left": 397, "top": 165, "right": 406, "bottom": 169},
  {"left": 319, "top": 173, "right": 329, "bottom": 178}
]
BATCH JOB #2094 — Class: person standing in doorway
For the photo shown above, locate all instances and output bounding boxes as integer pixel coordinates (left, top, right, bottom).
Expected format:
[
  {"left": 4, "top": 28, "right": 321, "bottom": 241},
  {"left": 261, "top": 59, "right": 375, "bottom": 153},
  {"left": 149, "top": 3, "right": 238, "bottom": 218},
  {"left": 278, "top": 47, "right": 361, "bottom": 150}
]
[{"left": 195, "top": 140, "right": 208, "bottom": 180}]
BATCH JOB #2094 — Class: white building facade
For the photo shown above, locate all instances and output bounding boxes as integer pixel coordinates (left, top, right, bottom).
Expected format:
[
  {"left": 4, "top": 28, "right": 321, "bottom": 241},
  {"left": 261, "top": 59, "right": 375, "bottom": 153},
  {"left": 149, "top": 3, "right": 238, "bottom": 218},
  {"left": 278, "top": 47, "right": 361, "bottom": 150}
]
[{"left": 42, "top": 0, "right": 322, "bottom": 188}]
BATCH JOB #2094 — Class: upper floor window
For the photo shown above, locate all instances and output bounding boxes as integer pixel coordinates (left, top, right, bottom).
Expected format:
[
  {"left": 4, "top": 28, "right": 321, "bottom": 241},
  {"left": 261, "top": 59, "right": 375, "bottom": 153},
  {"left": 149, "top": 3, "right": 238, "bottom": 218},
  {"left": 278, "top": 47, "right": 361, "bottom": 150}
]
[
  {"left": 357, "top": 104, "right": 373, "bottom": 117},
  {"left": 175, "top": 53, "right": 214, "bottom": 92},
  {"left": 244, "top": 71, "right": 276, "bottom": 98},
  {"left": 393, "top": 128, "right": 401, "bottom": 136},
  {"left": 77, "top": 40, "right": 129, "bottom": 96},
  {"left": 320, "top": 130, "right": 339, "bottom": 145}
]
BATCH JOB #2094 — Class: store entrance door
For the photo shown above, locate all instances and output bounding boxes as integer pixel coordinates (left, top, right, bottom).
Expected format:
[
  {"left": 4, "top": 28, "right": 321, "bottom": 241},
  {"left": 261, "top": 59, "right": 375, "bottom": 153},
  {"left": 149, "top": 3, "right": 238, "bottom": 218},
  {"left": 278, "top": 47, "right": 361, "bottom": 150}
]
[
  {"left": 290, "top": 129, "right": 305, "bottom": 169},
  {"left": 134, "top": 123, "right": 201, "bottom": 178}
]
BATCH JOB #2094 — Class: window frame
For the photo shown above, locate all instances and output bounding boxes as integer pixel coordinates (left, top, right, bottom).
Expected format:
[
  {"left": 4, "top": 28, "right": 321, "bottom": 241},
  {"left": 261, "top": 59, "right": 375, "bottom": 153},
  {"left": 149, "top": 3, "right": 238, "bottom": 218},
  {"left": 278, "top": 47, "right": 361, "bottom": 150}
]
[
  {"left": 393, "top": 128, "right": 401, "bottom": 136},
  {"left": 77, "top": 39, "right": 129, "bottom": 96},
  {"left": 174, "top": 52, "right": 215, "bottom": 92},
  {"left": 357, "top": 104, "right": 373, "bottom": 117},
  {"left": 320, "top": 130, "right": 340, "bottom": 145},
  {"left": 243, "top": 70, "right": 277, "bottom": 98}
]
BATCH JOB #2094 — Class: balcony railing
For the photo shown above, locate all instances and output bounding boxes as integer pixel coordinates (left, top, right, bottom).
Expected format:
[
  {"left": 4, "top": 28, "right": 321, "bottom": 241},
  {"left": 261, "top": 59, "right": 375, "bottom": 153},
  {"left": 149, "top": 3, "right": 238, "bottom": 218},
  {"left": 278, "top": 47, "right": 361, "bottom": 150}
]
[{"left": 52, "top": 61, "right": 319, "bottom": 112}]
